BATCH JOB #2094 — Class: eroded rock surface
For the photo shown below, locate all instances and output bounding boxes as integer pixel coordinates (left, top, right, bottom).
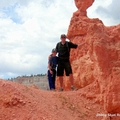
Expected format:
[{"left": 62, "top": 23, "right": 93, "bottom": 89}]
[{"left": 66, "top": 0, "right": 120, "bottom": 115}]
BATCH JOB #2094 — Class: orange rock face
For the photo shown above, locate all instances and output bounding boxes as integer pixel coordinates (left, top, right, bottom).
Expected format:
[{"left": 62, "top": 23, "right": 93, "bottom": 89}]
[
  {"left": 67, "top": 0, "right": 120, "bottom": 114},
  {"left": 74, "top": 0, "right": 94, "bottom": 16}
]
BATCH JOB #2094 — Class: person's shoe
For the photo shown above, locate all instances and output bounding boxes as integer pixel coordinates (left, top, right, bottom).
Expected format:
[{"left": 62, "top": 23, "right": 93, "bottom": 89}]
[
  {"left": 71, "top": 86, "right": 78, "bottom": 91},
  {"left": 59, "top": 88, "right": 64, "bottom": 92},
  {"left": 50, "top": 88, "right": 55, "bottom": 91}
]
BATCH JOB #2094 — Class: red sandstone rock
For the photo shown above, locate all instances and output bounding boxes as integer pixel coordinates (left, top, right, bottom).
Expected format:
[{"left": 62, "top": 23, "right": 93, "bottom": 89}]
[
  {"left": 66, "top": 0, "right": 120, "bottom": 116},
  {"left": 74, "top": 0, "right": 94, "bottom": 16}
]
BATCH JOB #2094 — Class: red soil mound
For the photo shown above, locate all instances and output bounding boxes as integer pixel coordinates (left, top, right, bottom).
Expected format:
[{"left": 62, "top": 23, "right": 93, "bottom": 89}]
[{"left": 0, "top": 79, "right": 110, "bottom": 120}]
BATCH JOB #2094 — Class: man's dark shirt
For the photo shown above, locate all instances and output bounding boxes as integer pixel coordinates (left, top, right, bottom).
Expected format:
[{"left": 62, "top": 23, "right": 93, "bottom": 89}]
[{"left": 56, "top": 41, "right": 77, "bottom": 58}]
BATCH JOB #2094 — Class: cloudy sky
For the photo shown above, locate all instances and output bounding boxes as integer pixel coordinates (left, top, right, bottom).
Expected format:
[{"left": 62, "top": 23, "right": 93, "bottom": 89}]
[{"left": 0, "top": 0, "right": 120, "bottom": 79}]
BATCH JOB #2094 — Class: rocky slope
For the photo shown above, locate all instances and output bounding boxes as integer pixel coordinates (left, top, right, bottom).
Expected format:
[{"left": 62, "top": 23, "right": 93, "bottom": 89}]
[{"left": 0, "top": 79, "right": 108, "bottom": 120}]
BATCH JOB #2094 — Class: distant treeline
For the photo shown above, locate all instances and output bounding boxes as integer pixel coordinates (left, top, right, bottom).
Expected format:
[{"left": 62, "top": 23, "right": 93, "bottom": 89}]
[{"left": 8, "top": 73, "right": 47, "bottom": 80}]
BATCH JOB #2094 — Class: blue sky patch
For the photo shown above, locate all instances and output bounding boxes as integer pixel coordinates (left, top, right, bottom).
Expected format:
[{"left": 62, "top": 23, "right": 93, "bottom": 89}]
[{"left": 1, "top": 3, "right": 22, "bottom": 24}]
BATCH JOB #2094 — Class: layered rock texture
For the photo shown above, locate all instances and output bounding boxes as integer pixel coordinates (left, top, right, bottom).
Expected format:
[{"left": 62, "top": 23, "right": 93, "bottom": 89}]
[{"left": 66, "top": 0, "right": 120, "bottom": 115}]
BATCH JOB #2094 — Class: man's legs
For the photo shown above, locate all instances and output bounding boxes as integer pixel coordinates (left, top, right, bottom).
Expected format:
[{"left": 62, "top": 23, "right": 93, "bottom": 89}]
[
  {"left": 58, "top": 73, "right": 77, "bottom": 91},
  {"left": 69, "top": 73, "right": 74, "bottom": 86},
  {"left": 57, "top": 61, "right": 64, "bottom": 91},
  {"left": 65, "top": 62, "right": 74, "bottom": 87},
  {"left": 57, "top": 60, "right": 78, "bottom": 91},
  {"left": 58, "top": 76, "right": 64, "bottom": 91},
  {"left": 59, "top": 76, "right": 63, "bottom": 87},
  {"left": 69, "top": 73, "right": 78, "bottom": 90}
]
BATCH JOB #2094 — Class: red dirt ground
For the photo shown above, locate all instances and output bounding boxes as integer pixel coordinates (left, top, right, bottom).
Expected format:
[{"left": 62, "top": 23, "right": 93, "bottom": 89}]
[{"left": 0, "top": 79, "right": 118, "bottom": 120}]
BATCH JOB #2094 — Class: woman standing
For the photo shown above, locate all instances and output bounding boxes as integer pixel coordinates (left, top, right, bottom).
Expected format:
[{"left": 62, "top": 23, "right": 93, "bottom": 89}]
[{"left": 47, "top": 48, "right": 58, "bottom": 90}]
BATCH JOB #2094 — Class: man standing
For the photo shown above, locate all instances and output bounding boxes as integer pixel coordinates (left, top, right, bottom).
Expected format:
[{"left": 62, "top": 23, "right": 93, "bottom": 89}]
[{"left": 56, "top": 34, "right": 78, "bottom": 91}]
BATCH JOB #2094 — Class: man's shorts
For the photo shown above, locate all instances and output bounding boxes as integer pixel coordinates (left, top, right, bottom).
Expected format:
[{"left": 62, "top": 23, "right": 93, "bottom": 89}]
[{"left": 57, "top": 60, "right": 72, "bottom": 76}]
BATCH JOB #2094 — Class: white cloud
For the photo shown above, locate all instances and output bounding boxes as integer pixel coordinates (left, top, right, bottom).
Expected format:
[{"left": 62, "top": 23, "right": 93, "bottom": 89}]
[
  {"left": 0, "top": 0, "right": 77, "bottom": 79},
  {"left": 0, "top": 0, "right": 119, "bottom": 79}
]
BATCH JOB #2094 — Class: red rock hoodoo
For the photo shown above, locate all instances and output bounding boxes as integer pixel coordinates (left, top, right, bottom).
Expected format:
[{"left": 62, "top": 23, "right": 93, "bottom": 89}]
[{"left": 66, "top": 0, "right": 120, "bottom": 114}]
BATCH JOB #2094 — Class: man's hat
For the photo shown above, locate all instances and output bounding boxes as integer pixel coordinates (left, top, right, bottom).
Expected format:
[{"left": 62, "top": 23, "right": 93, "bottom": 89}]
[{"left": 60, "top": 34, "right": 66, "bottom": 38}]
